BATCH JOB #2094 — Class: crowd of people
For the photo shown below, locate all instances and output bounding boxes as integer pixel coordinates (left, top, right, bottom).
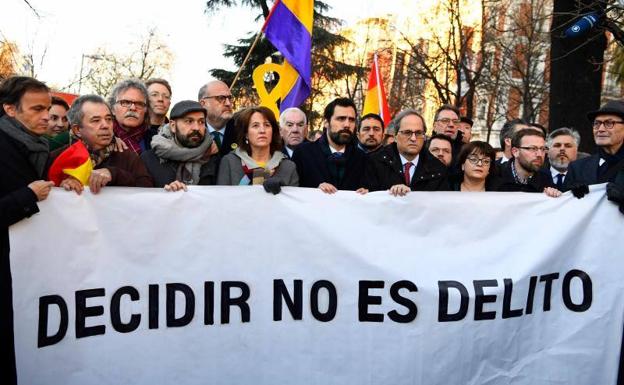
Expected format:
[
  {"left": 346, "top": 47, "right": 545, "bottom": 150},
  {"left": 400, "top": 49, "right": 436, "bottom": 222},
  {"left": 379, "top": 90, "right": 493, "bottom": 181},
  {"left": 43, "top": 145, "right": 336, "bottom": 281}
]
[{"left": 2, "top": 74, "right": 624, "bottom": 383}]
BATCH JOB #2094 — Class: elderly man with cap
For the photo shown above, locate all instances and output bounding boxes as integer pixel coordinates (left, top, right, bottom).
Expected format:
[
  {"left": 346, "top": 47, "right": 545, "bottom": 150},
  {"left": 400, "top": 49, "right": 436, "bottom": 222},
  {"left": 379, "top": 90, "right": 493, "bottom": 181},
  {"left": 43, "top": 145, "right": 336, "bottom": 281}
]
[
  {"left": 141, "top": 100, "right": 218, "bottom": 191},
  {"left": 564, "top": 100, "right": 624, "bottom": 191}
]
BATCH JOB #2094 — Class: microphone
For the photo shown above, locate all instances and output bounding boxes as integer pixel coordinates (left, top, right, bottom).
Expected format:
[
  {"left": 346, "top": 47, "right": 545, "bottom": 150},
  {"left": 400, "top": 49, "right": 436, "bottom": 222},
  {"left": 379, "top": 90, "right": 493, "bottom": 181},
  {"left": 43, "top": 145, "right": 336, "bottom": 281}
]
[{"left": 564, "top": 12, "right": 602, "bottom": 38}]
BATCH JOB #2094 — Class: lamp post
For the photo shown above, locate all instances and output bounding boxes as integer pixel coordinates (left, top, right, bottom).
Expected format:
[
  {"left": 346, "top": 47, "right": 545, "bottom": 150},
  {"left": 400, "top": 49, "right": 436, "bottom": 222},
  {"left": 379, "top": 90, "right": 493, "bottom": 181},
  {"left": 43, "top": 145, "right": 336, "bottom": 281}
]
[{"left": 78, "top": 54, "right": 105, "bottom": 94}]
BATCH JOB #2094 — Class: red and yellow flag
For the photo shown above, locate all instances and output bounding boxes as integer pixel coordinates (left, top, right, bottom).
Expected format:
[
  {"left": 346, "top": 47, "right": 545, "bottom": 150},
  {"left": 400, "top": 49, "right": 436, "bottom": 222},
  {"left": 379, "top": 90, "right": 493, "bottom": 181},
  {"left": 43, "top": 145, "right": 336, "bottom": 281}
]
[
  {"left": 362, "top": 53, "right": 391, "bottom": 127},
  {"left": 48, "top": 141, "right": 93, "bottom": 186}
]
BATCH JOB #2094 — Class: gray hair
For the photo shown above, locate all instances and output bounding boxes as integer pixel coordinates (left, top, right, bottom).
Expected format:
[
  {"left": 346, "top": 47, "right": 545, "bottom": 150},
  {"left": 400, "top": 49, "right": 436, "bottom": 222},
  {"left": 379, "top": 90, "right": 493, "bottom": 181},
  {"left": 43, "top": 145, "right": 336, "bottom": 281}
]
[
  {"left": 67, "top": 94, "right": 111, "bottom": 127},
  {"left": 108, "top": 79, "right": 148, "bottom": 109},
  {"left": 279, "top": 107, "right": 307, "bottom": 126},
  {"left": 388, "top": 109, "right": 427, "bottom": 135},
  {"left": 547, "top": 127, "right": 581, "bottom": 148}
]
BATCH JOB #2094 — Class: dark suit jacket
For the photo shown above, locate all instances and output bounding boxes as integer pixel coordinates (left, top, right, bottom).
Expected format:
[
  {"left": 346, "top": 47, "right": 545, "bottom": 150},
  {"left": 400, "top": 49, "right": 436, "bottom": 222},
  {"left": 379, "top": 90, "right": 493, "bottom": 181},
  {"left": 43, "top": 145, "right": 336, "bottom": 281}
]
[
  {"left": 291, "top": 135, "right": 366, "bottom": 190},
  {"left": 216, "top": 119, "right": 237, "bottom": 158},
  {"left": 563, "top": 153, "right": 621, "bottom": 190},
  {"left": 364, "top": 143, "right": 450, "bottom": 192}
]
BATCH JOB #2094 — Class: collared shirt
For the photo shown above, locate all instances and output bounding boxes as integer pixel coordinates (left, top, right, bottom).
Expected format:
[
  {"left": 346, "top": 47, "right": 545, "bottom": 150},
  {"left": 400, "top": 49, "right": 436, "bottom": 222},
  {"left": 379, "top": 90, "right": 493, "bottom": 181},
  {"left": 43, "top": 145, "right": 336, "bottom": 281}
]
[
  {"left": 550, "top": 166, "right": 566, "bottom": 183},
  {"left": 285, "top": 146, "right": 294, "bottom": 158},
  {"left": 206, "top": 123, "right": 226, "bottom": 136},
  {"left": 328, "top": 143, "right": 345, "bottom": 155},
  {"left": 500, "top": 154, "right": 510, "bottom": 164},
  {"left": 399, "top": 153, "right": 419, "bottom": 183}
]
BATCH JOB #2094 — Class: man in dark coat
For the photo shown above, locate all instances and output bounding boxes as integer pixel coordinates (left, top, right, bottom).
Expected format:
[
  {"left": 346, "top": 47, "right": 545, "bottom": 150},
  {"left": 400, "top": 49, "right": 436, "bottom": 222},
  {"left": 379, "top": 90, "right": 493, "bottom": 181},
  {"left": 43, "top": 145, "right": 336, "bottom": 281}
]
[
  {"left": 365, "top": 109, "right": 449, "bottom": 195},
  {"left": 198, "top": 80, "right": 236, "bottom": 157},
  {"left": 0, "top": 76, "right": 55, "bottom": 385},
  {"left": 279, "top": 107, "right": 308, "bottom": 159},
  {"left": 496, "top": 128, "right": 554, "bottom": 193},
  {"left": 292, "top": 98, "right": 367, "bottom": 193},
  {"left": 564, "top": 100, "right": 624, "bottom": 190}
]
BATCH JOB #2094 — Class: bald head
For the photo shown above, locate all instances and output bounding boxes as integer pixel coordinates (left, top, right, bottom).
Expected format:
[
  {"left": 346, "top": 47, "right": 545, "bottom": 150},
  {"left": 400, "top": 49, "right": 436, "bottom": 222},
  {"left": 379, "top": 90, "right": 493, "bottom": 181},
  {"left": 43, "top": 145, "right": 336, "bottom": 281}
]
[{"left": 198, "top": 80, "right": 233, "bottom": 129}]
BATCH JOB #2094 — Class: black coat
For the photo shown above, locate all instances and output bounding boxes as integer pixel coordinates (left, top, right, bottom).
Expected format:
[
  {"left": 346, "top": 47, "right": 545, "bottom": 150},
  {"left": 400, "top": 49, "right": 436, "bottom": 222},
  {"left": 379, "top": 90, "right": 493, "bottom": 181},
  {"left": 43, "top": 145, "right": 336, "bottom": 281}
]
[
  {"left": 563, "top": 152, "right": 624, "bottom": 190},
  {"left": 216, "top": 119, "right": 238, "bottom": 158},
  {"left": 364, "top": 143, "right": 450, "bottom": 192},
  {"left": 495, "top": 158, "right": 554, "bottom": 192},
  {"left": 0, "top": 129, "right": 44, "bottom": 385},
  {"left": 291, "top": 135, "right": 367, "bottom": 190},
  {"left": 141, "top": 150, "right": 218, "bottom": 187}
]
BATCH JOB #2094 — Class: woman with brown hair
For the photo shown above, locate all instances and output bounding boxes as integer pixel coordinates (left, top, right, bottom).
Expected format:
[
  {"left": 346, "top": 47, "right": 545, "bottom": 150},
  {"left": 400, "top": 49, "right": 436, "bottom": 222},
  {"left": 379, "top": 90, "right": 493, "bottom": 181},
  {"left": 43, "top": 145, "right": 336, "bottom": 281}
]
[
  {"left": 454, "top": 141, "right": 499, "bottom": 192},
  {"left": 217, "top": 106, "right": 298, "bottom": 193}
]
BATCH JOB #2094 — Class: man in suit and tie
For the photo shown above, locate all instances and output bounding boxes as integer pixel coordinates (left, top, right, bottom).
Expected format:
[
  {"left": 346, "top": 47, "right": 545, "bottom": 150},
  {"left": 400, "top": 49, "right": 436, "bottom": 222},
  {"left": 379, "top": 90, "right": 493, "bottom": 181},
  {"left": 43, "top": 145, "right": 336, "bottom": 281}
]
[
  {"left": 292, "top": 97, "right": 367, "bottom": 194},
  {"left": 542, "top": 127, "right": 579, "bottom": 190},
  {"left": 364, "top": 109, "right": 449, "bottom": 195},
  {"left": 198, "top": 80, "right": 235, "bottom": 156}
]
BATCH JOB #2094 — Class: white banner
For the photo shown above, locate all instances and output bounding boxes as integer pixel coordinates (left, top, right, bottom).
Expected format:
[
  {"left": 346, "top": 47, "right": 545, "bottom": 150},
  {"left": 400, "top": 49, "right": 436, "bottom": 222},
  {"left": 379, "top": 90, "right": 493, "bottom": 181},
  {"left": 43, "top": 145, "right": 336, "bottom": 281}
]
[{"left": 10, "top": 185, "right": 624, "bottom": 385}]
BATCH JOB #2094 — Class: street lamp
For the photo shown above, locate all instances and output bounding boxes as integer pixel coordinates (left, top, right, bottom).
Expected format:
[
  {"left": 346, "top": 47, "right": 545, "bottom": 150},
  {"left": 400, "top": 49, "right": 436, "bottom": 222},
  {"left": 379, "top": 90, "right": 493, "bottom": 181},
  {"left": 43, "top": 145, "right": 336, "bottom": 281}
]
[{"left": 78, "top": 54, "right": 105, "bottom": 94}]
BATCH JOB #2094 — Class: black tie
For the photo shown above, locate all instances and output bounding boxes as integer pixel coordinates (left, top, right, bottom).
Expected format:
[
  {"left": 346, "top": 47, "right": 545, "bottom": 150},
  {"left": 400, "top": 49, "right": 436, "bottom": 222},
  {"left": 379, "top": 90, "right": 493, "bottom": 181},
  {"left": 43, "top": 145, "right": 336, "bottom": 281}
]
[
  {"left": 211, "top": 131, "right": 223, "bottom": 149},
  {"left": 556, "top": 173, "right": 564, "bottom": 189}
]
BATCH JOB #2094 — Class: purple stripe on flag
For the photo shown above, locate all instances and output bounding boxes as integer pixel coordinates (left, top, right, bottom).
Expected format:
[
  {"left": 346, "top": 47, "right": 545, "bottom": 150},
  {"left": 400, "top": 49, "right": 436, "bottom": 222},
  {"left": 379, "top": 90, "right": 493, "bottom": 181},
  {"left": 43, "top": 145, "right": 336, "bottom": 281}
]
[
  {"left": 263, "top": 0, "right": 312, "bottom": 88},
  {"left": 281, "top": 75, "right": 309, "bottom": 110}
]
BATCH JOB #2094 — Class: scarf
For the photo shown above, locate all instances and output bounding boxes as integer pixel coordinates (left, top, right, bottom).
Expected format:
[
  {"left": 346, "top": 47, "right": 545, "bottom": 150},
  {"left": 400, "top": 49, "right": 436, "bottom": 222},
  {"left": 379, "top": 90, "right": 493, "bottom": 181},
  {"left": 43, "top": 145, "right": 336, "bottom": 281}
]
[
  {"left": 234, "top": 147, "right": 285, "bottom": 185},
  {"left": 151, "top": 123, "right": 214, "bottom": 185},
  {"left": 113, "top": 120, "right": 148, "bottom": 154},
  {"left": 69, "top": 132, "right": 114, "bottom": 167},
  {"left": 0, "top": 115, "right": 49, "bottom": 178}
]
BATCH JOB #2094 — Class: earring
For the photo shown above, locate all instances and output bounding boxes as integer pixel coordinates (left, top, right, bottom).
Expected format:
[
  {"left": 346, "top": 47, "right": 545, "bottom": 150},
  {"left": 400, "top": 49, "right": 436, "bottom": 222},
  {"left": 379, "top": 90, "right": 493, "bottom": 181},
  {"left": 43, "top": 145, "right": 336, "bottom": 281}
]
[{"left": 245, "top": 138, "right": 249, "bottom": 144}]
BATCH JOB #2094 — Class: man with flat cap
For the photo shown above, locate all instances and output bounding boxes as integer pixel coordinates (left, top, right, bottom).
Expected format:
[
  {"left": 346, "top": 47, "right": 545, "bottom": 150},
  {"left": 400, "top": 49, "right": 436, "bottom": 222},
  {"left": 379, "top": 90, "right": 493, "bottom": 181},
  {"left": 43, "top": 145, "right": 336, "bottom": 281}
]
[
  {"left": 564, "top": 100, "right": 624, "bottom": 189},
  {"left": 141, "top": 100, "right": 218, "bottom": 191}
]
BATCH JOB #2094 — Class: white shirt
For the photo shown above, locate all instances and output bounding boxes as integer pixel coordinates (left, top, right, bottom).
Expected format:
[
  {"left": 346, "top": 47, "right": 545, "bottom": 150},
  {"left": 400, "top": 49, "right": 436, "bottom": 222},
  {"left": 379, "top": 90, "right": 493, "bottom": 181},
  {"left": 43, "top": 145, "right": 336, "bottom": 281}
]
[
  {"left": 207, "top": 123, "right": 226, "bottom": 136},
  {"left": 550, "top": 166, "right": 566, "bottom": 184},
  {"left": 399, "top": 153, "right": 419, "bottom": 183},
  {"left": 328, "top": 143, "right": 345, "bottom": 154},
  {"left": 500, "top": 154, "right": 510, "bottom": 164},
  {"left": 285, "top": 146, "right": 294, "bottom": 158}
]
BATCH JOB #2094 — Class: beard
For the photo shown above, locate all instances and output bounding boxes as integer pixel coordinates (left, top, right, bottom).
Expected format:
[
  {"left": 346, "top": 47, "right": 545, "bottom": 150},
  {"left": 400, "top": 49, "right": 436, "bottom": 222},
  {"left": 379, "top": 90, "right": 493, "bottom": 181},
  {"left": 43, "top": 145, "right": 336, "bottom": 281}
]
[
  {"left": 329, "top": 129, "right": 354, "bottom": 145},
  {"left": 176, "top": 130, "right": 205, "bottom": 148},
  {"left": 550, "top": 155, "right": 569, "bottom": 172},
  {"left": 518, "top": 155, "right": 543, "bottom": 173}
]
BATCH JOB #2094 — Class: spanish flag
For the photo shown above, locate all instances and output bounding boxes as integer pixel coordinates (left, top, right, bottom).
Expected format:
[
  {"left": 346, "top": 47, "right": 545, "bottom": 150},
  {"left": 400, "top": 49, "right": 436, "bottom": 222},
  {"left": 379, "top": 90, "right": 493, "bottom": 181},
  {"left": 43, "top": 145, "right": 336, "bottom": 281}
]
[
  {"left": 262, "top": 0, "right": 313, "bottom": 110},
  {"left": 48, "top": 141, "right": 93, "bottom": 186},
  {"left": 362, "top": 53, "right": 391, "bottom": 127}
]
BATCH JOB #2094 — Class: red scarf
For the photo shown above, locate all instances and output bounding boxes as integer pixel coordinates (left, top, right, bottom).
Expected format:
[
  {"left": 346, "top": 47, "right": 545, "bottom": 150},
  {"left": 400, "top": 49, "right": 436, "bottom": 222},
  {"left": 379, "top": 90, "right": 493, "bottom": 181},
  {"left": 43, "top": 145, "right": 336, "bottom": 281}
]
[{"left": 113, "top": 120, "right": 147, "bottom": 154}]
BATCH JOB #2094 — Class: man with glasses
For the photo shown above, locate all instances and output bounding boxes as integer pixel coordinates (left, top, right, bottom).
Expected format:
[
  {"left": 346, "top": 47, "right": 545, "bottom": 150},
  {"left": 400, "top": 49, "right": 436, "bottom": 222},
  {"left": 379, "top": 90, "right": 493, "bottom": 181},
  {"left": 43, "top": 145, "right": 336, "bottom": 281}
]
[
  {"left": 432, "top": 104, "right": 464, "bottom": 164},
  {"left": 365, "top": 109, "right": 449, "bottom": 196},
  {"left": 357, "top": 113, "right": 385, "bottom": 153},
  {"left": 564, "top": 100, "right": 624, "bottom": 189},
  {"left": 279, "top": 107, "right": 308, "bottom": 158},
  {"left": 198, "top": 80, "right": 235, "bottom": 157},
  {"left": 145, "top": 78, "right": 172, "bottom": 147},
  {"left": 108, "top": 79, "right": 151, "bottom": 154},
  {"left": 496, "top": 128, "right": 554, "bottom": 192}
]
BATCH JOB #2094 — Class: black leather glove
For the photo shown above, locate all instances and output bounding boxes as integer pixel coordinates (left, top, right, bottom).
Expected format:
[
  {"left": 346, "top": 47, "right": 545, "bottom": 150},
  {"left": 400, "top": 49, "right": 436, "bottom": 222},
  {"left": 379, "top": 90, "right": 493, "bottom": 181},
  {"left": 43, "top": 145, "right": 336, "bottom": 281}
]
[
  {"left": 263, "top": 178, "right": 283, "bottom": 195},
  {"left": 569, "top": 183, "right": 589, "bottom": 199},
  {"left": 606, "top": 182, "right": 624, "bottom": 215}
]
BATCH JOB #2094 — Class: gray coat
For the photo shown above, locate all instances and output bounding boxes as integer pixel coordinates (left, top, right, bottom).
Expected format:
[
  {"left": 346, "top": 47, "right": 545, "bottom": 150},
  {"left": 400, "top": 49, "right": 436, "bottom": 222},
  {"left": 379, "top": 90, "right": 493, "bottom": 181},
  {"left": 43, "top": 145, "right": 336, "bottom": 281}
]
[{"left": 217, "top": 152, "right": 299, "bottom": 186}]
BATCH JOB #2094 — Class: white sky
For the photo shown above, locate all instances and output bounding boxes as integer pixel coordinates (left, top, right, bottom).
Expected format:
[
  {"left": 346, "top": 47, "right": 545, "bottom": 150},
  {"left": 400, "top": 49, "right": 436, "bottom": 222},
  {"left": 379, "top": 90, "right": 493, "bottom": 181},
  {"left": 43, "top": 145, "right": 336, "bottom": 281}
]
[{"left": 1, "top": 0, "right": 405, "bottom": 105}]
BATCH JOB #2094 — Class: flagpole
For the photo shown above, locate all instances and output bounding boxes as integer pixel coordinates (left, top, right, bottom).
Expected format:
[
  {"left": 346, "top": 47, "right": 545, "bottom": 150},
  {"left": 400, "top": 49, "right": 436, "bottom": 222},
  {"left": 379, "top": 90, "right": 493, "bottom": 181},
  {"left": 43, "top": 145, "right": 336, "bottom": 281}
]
[{"left": 230, "top": 31, "right": 264, "bottom": 90}]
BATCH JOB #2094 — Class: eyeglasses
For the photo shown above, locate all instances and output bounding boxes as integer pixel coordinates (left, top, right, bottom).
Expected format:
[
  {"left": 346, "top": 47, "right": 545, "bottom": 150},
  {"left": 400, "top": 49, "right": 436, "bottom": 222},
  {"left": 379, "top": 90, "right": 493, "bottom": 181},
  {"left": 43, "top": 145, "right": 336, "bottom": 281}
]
[
  {"left": 116, "top": 99, "right": 147, "bottom": 109},
  {"left": 466, "top": 156, "right": 491, "bottom": 166},
  {"left": 518, "top": 146, "right": 548, "bottom": 153},
  {"left": 592, "top": 119, "right": 624, "bottom": 130},
  {"left": 397, "top": 130, "right": 426, "bottom": 139},
  {"left": 435, "top": 118, "right": 461, "bottom": 125},
  {"left": 201, "top": 95, "right": 233, "bottom": 104},
  {"left": 149, "top": 92, "right": 171, "bottom": 100}
]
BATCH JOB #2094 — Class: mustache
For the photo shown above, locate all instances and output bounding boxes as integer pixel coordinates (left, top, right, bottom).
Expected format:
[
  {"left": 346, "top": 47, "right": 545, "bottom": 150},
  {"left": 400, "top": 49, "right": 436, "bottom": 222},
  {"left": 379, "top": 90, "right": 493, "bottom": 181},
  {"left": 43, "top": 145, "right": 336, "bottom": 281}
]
[{"left": 124, "top": 112, "right": 140, "bottom": 119}]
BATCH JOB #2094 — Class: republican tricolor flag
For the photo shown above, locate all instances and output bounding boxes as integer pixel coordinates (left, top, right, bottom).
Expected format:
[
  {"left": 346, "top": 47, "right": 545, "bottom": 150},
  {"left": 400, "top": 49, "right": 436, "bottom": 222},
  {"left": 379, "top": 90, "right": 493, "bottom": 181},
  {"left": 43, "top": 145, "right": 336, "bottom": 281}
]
[
  {"left": 362, "top": 53, "right": 391, "bottom": 127},
  {"left": 262, "top": 0, "right": 313, "bottom": 110},
  {"left": 48, "top": 141, "right": 93, "bottom": 186}
]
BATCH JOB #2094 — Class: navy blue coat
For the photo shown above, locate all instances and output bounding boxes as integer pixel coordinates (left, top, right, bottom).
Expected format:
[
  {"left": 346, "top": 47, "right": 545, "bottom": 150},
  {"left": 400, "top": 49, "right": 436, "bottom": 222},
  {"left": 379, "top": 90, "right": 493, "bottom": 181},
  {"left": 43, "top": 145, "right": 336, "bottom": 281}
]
[{"left": 291, "top": 135, "right": 366, "bottom": 190}]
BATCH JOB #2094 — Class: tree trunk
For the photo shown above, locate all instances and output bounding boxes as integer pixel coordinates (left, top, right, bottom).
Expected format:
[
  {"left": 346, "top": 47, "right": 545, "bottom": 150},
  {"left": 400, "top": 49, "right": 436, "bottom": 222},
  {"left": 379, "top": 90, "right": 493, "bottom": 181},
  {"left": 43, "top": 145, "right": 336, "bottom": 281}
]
[{"left": 549, "top": 0, "right": 607, "bottom": 153}]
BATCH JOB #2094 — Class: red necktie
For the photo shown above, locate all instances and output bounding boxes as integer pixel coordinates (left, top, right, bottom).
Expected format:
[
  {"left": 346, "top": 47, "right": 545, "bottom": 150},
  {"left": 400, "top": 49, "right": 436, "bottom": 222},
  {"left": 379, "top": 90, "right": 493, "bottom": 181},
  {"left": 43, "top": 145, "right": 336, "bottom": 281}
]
[{"left": 404, "top": 162, "right": 413, "bottom": 185}]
